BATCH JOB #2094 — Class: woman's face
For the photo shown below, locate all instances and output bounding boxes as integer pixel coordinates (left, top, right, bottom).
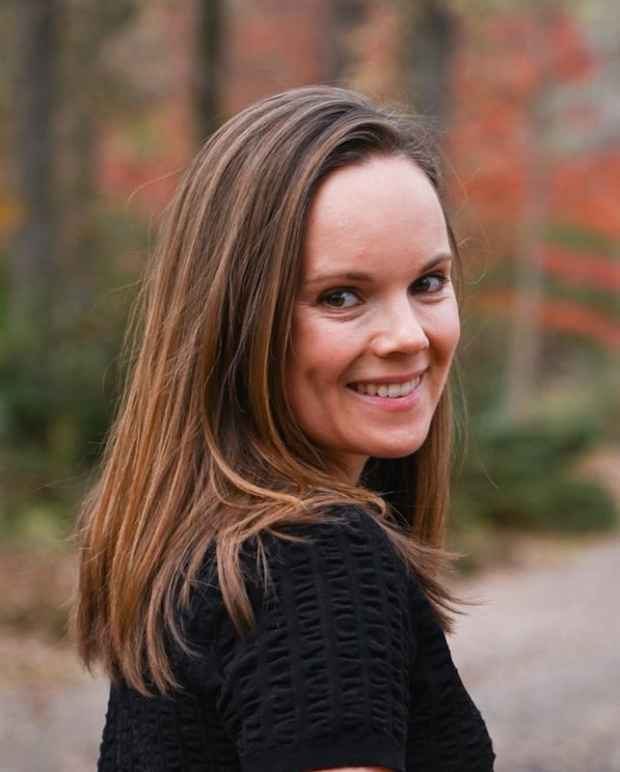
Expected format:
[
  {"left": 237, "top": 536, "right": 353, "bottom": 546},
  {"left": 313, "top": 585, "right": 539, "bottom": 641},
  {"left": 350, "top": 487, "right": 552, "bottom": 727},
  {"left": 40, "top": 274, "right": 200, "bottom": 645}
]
[{"left": 286, "top": 154, "right": 460, "bottom": 482}]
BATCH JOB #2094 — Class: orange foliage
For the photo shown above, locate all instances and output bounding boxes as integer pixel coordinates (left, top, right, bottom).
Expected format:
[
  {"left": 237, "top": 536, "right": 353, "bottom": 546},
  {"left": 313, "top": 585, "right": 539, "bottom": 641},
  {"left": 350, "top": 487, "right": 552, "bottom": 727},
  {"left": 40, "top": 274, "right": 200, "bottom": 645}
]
[
  {"left": 449, "top": 7, "right": 618, "bottom": 346},
  {"left": 542, "top": 246, "right": 620, "bottom": 292},
  {"left": 223, "top": 0, "right": 327, "bottom": 115},
  {"left": 479, "top": 290, "right": 620, "bottom": 350},
  {"left": 99, "top": 102, "right": 193, "bottom": 218},
  {"left": 449, "top": 8, "right": 601, "bottom": 227},
  {"left": 98, "top": 2, "right": 194, "bottom": 218},
  {"left": 94, "top": 0, "right": 619, "bottom": 362},
  {"left": 550, "top": 152, "right": 620, "bottom": 240}
]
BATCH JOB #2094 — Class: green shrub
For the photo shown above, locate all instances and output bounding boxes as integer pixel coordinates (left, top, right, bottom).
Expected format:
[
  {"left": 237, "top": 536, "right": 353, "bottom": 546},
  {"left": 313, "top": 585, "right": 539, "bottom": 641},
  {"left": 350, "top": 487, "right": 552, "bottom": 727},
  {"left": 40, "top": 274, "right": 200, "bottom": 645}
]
[
  {"left": 454, "top": 413, "right": 618, "bottom": 533},
  {"left": 0, "top": 206, "right": 145, "bottom": 540}
]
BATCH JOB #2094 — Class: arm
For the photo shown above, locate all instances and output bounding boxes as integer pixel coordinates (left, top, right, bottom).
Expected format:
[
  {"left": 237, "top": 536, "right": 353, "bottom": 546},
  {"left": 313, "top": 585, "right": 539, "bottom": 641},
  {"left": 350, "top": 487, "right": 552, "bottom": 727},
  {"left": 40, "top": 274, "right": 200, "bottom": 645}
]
[{"left": 212, "top": 508, "right": 412, "bottom": 772}]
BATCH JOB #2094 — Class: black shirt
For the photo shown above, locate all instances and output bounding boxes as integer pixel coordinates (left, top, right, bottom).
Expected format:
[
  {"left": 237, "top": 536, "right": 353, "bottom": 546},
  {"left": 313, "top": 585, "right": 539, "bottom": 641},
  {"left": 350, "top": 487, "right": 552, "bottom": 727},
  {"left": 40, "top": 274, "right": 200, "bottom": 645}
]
[{"left": 98, "top": 506, "right": 495, "bottom": 771}]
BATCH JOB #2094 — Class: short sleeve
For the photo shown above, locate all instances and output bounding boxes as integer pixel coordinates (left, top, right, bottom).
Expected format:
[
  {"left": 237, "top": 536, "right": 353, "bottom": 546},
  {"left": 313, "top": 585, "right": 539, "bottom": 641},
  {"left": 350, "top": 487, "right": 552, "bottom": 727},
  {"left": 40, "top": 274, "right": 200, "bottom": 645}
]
[{"left": 213, "top": 507, "right": 413, "bottom": 772}]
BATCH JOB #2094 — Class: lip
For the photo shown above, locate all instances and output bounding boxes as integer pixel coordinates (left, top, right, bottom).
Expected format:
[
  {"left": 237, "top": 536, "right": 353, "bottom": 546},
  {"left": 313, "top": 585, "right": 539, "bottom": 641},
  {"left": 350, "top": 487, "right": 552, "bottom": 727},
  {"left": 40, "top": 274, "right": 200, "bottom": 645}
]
[
  {"left": 347, "top": 368, "right": 428, "bottom": 387},
  {"left": 347, "top": 371, "right": 426, "bottom": 412}
]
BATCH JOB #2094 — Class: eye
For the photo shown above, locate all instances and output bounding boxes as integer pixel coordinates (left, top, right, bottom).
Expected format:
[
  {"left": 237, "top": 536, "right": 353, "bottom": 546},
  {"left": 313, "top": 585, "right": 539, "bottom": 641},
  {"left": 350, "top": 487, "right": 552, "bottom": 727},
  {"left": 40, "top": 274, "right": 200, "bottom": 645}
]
[
  {"left": 319, "top": 289, "right": 361, "bottom": 309},
  {"left": 415, "top": 272, "right": 449, "bottom": 293}
]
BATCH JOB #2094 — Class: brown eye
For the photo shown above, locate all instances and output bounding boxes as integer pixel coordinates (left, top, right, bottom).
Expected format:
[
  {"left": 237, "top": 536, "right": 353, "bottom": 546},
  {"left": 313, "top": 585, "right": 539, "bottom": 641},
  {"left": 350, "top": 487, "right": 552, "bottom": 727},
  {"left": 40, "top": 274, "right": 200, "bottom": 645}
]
[
  {"left": 416, "top": 273, "right": 448, "bottom": 293},
  {"left": 321, "top": 289, "right": 361, "bottom": 309}
]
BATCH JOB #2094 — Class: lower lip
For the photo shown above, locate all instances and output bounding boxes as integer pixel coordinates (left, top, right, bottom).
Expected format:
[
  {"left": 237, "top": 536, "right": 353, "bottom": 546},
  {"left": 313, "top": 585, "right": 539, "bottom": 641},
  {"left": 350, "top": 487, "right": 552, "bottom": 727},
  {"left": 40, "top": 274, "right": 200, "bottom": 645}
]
[{"left": 347, "top": 373, "right": 425, "bottom": 412}]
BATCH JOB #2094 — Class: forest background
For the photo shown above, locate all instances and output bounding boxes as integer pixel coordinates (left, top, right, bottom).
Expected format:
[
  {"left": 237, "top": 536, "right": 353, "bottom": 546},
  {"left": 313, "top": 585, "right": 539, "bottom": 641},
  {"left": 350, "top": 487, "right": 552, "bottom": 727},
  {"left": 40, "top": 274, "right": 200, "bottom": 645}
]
[{"left": 0, "top": 0, "right": 618, "bottom": 648}]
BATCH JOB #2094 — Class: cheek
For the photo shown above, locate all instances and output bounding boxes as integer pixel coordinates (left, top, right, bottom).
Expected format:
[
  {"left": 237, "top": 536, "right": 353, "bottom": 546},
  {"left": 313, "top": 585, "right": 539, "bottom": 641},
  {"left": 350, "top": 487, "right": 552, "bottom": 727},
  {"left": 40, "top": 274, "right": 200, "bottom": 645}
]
[
  {"left": 289, "top": 347, "right": 349, "bottom": 404},
  {"left": 286, "top": 323, "right": 348, "bottom": 440},
  {"left": 448, "top": 309, "right": 461, "bottom": 356},
  {"left": 289, "top": 312, "right": 359, "bottom": 390},
  {"left": 432, "top": 300, "right": 461, "bottom": 361}
]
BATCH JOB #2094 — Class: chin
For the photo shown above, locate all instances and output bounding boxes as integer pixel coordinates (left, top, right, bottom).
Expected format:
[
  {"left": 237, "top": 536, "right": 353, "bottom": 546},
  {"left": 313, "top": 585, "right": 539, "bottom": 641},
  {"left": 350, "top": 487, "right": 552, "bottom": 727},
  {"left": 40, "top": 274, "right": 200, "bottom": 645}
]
[
  {"left": 369, "top": 429, "right": 430, "bottom": 459},
  {"left": 359, "top": 438, "right": 427, "bottom": 460}
]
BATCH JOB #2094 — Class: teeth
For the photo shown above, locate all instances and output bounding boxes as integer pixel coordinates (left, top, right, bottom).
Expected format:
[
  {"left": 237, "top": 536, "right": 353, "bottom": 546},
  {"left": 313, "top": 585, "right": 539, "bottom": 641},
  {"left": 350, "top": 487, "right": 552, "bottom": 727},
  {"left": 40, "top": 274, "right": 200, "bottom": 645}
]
[{"left": 352, "top": 376, "right": 422, "bottom": 398}]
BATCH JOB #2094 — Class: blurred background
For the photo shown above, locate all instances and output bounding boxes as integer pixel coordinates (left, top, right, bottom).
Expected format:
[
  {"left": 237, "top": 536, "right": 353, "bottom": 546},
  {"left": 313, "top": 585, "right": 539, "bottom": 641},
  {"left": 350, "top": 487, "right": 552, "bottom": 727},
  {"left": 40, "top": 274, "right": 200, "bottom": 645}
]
[{"left": 0, "top": 0, "right": 618, "bottom": 770}]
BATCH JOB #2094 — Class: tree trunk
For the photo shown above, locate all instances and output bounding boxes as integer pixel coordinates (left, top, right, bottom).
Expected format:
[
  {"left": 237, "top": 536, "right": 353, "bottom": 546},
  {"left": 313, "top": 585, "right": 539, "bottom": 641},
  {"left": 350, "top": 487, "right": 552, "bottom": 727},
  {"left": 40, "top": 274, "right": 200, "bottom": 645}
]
[
  {"left": 57, "top": 0, "right": 100, "bottom": 324},
  {"left": 11, "top": 0, "right": 59, "bottom": 353},
  {"left": 401, "top": 0, "right": 458, "bottom": 124},
  {"left": 505, "top": 111, "right": 549, "bottom": 421},
  {"left": 326, "top": 0, "right": 368, "bottom": 84},
  {"left": 195, "top": 0, "right": 224, "bottom": 142},
  {"left": 505, "top": 13, "right": 553, "bottom": 421}
]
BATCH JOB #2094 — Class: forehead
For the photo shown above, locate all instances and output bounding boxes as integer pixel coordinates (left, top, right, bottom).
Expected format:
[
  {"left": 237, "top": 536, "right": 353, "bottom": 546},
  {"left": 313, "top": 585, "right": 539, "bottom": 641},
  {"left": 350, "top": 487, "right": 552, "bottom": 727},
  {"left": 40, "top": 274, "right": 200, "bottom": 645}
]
[{"left": 302, "top": 155, "right": 450, "bottom": 276}]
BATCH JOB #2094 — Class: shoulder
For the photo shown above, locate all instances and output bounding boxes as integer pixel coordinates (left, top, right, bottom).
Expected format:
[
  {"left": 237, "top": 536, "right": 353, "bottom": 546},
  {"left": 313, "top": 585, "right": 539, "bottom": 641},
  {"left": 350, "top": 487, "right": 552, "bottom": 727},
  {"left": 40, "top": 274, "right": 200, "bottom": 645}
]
[
  {"left": 191, "top": 504, "right": 408, "bottom": 626},
  {"left": 245, "top": 504, "right": 411, "bottom": 638},
  {"left": 207, "top": 505, "right": 414, "bottom": 768},
  {"left": 260, "top": 503, "right": 398, "bottom": 557},
  {"left": 256, "top": 504, "right": 408, "bottom": 587}
]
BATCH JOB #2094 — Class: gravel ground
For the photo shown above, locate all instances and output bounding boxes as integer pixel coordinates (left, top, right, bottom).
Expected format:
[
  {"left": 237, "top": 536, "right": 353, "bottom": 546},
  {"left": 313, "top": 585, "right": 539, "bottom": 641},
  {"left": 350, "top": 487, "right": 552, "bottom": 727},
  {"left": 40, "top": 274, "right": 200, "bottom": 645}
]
[
  {"left": 1, "top": 535, "right": 619, "bottom": 772},
  {"left": 450, "top": 536, "right": 620, "bottom": 772}
]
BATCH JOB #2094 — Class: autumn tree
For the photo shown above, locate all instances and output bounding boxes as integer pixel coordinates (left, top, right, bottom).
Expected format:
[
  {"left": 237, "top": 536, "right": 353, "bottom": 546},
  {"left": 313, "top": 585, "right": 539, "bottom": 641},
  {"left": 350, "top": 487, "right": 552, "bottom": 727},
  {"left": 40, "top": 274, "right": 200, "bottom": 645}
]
[
  {"left": 448, "top": 2, "right": 619, "bottom": 419},
  {"left": 195, "top": 0, "right": 224, "bottom": 141},
  {"left": 400, "top": 0, "right": 458, "bottom": 124},
  {"left": 11, "top": 0, "right": 60, "bottom": 355}
]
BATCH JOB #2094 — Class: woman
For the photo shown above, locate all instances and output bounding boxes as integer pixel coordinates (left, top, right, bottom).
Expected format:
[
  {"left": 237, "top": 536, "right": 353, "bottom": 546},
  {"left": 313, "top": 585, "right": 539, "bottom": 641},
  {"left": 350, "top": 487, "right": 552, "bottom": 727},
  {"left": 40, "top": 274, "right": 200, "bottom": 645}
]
[{"left": 73, "top": 86, "right": 495, "bottom": 771}]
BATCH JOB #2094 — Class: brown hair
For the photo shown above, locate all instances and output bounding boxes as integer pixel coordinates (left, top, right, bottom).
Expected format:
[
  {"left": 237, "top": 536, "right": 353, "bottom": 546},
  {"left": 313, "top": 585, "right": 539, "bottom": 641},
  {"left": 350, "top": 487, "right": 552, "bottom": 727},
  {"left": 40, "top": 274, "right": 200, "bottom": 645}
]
[{"left": 73, "top": 85, "right": 465, "bottom": 696}]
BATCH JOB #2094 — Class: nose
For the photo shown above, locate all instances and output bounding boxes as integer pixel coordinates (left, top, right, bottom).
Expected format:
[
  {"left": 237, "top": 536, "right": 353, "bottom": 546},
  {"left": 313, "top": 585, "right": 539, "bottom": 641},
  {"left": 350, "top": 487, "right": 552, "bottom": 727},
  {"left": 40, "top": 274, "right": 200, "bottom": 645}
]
[{"left": 369, "top": 296, "right": 430, "bottom": 357}]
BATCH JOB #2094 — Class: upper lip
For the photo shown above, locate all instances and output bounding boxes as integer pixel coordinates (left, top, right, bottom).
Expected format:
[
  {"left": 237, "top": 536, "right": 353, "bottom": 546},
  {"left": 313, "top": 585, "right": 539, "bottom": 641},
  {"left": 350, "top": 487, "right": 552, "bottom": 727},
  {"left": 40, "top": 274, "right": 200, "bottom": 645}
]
[{"left": 348, "top": 369, "right": 428, "bottom": 386}]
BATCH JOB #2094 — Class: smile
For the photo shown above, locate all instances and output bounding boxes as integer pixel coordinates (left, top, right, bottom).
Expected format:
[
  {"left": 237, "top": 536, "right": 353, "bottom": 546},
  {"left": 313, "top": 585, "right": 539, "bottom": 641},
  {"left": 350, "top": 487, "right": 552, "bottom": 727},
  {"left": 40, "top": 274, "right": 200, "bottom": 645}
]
[{"left": 347, "top": 371, "right": 426, "bottom": 400}]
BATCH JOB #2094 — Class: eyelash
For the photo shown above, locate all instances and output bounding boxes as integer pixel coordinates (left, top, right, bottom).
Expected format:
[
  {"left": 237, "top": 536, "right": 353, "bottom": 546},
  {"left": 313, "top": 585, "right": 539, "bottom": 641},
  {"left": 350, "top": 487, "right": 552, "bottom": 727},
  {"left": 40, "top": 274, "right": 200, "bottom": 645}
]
[{"left": 319, "top": 272, "right": 450, "bottom": 309}]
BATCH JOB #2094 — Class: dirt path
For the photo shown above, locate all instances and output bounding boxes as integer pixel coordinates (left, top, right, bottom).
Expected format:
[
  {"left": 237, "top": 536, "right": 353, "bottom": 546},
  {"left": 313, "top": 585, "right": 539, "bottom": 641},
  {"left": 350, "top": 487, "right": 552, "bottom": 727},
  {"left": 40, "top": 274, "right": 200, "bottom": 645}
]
[
  {"left": 1, "top": 535, "right": 619, "bottom": 771},
  {"left": 450, "top": 535, "right": 620, "bottom": 772}
]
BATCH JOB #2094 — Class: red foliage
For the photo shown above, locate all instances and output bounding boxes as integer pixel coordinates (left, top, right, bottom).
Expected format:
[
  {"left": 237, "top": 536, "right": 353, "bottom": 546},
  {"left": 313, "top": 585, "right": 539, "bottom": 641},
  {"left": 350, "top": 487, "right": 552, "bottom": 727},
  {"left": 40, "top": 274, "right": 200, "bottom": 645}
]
[
  {"left": 223, "top": 0, "right": 328, "bottom": 116},
  {"left": 99, "top": 101, "right": 193, "bottom": 217},
  {"left": 550, "top": 152, "right": 620, "bottom": 240},
  {"left": 449, "top": 7, "right": 618, "bottom": 346},
  {"left": 95, "top": 2, "right": 618, "bottom": 354},
  {"left": 449, "top": 8, "right": 601, "bottom": 227},
  {"left": 479, "top": 290, "right": 620, "bottom": 350},
  {"left": 542, "top": 246, "right": 620, "bottom": 292}
]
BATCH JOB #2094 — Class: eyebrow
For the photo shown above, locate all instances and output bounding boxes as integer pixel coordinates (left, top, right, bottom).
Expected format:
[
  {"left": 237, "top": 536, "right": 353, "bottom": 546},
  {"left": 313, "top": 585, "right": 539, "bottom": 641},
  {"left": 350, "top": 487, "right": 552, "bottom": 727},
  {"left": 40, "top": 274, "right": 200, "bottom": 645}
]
[{"left": 305, "top": 253, "right": 453, "bottom": 286}]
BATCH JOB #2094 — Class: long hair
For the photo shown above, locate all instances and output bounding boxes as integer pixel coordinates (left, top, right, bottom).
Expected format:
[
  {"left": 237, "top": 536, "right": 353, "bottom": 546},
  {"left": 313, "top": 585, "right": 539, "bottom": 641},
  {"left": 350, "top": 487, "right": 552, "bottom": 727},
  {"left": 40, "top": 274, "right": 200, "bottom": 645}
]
[{"left": 73, "top": 85, "right": 465, "bottom": 696}]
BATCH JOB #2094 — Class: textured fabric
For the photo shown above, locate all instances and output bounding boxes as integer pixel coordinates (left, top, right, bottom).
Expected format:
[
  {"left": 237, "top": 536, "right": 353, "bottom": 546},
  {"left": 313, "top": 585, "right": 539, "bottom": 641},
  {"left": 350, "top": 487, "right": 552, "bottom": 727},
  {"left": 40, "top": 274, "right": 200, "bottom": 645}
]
[{"left": 98, "top": 506, "right": 495, "bottom": 771}]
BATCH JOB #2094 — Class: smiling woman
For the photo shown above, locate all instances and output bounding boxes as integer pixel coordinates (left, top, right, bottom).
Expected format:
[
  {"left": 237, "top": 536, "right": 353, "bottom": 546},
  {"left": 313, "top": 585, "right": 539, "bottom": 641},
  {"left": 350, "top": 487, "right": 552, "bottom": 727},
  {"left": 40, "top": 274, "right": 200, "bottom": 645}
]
[
  {"left": 73, "top": 86, "right": 495, "bottom": 771},
  {"left": 288, "top": 155, "right": 460, "bottom": 482}
]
